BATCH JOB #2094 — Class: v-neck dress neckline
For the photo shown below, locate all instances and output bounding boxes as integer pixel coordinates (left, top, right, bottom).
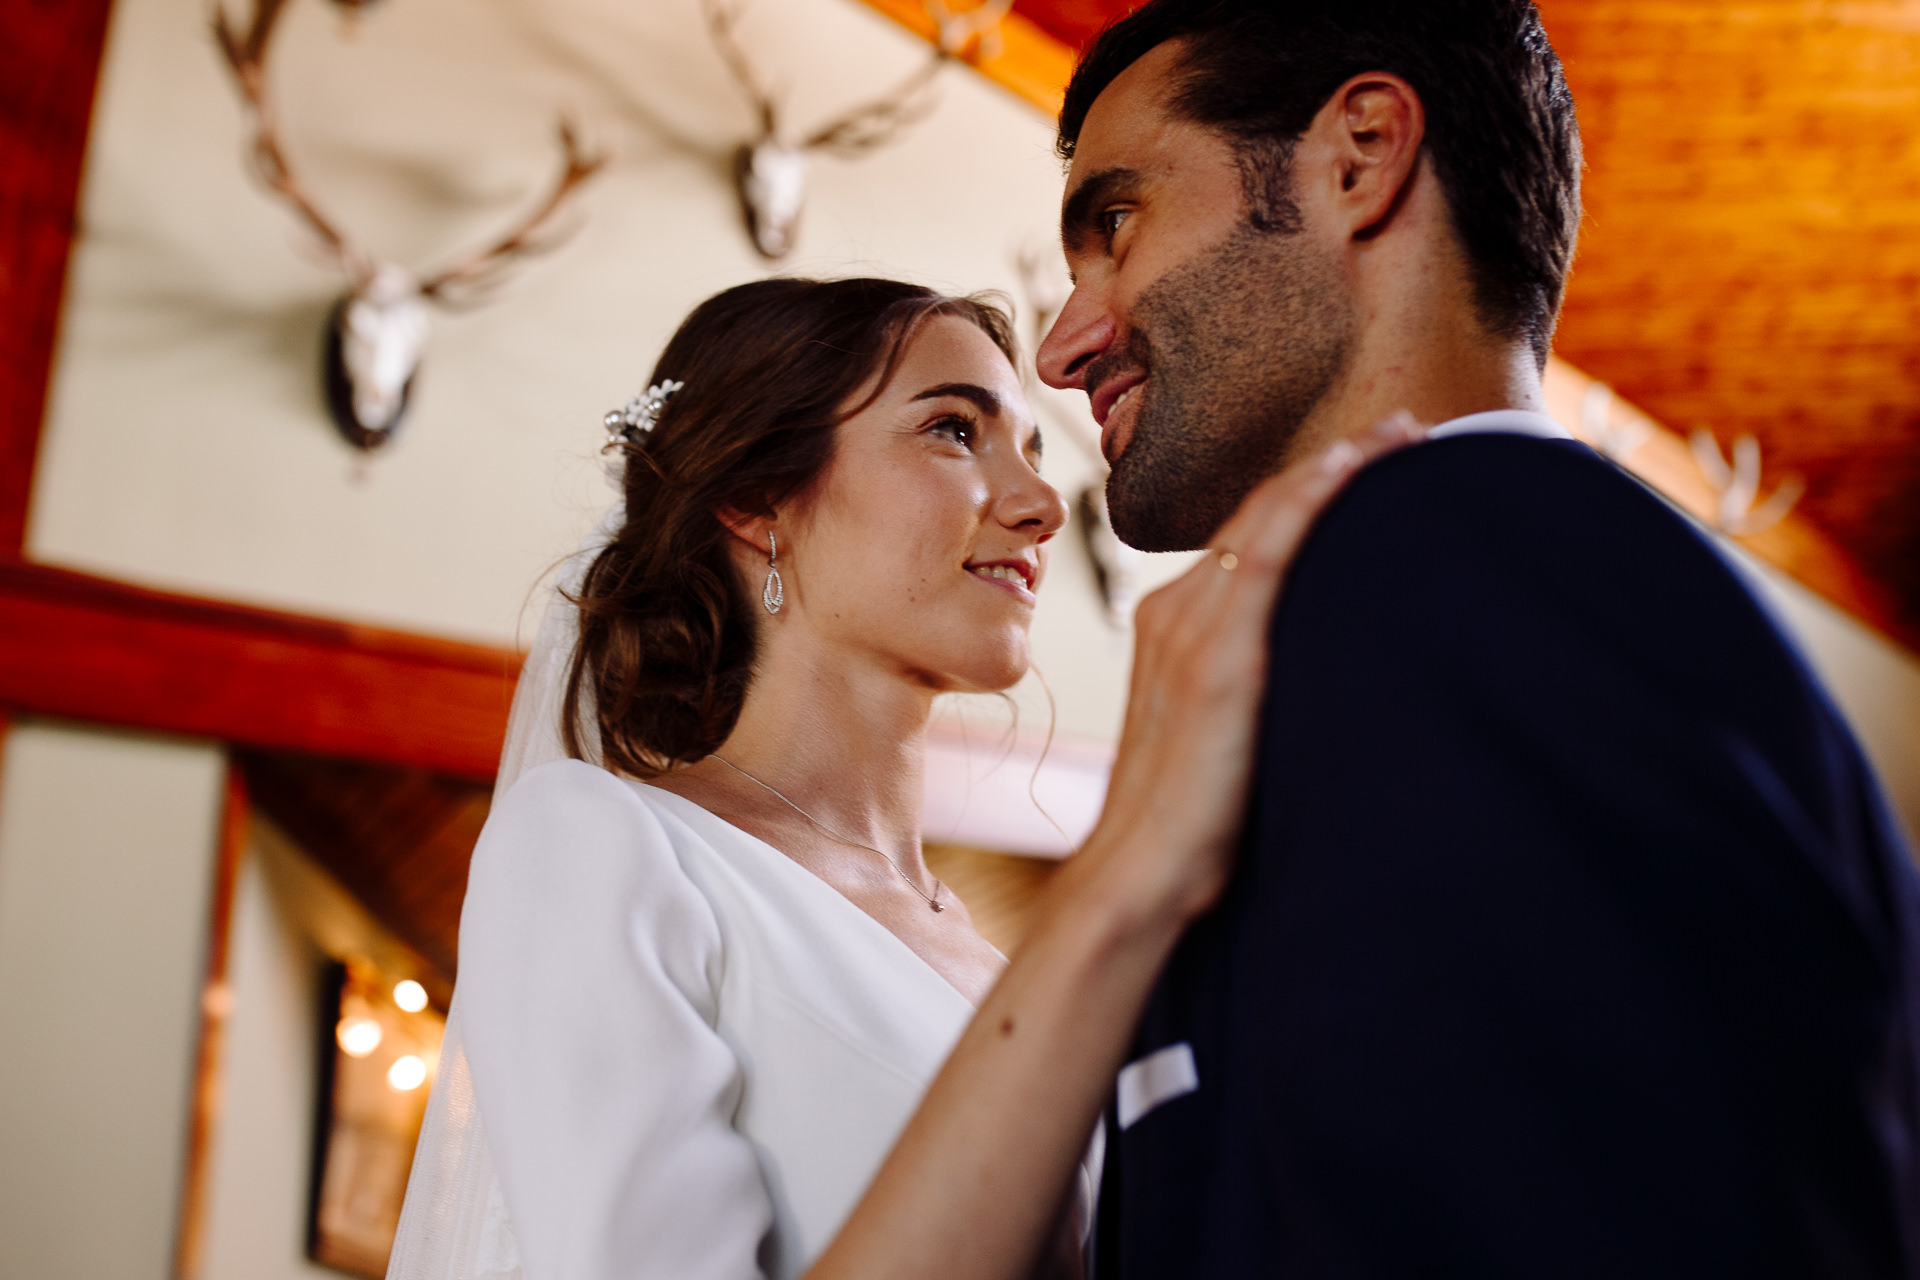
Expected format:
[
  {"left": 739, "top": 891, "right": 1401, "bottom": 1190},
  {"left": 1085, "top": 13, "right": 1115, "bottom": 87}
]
[{"left": 632, "top": 778, "right": 981, "bottom": 1009}]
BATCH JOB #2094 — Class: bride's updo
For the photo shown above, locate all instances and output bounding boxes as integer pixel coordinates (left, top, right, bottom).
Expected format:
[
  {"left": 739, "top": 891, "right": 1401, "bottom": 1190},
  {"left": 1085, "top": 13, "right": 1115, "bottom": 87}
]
[{"left": 565, "top": 277, "right": 1018, "bottom": 778}]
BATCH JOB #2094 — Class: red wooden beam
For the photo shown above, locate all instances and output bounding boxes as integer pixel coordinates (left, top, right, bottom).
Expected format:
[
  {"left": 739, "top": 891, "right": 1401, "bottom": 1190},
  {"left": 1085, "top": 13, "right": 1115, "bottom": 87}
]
[
  {"left": 0, "top": 559, "right": 519, "bottom": 780},
  {"left": 0, "top": 0, "right": 117, "bottom": 554}
]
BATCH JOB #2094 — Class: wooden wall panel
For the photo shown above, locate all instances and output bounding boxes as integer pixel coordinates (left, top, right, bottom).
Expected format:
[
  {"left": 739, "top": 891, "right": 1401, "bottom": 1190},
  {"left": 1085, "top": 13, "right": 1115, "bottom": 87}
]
[{"left": 1534, "top": 0, "right": 1920, "bottom": 643}]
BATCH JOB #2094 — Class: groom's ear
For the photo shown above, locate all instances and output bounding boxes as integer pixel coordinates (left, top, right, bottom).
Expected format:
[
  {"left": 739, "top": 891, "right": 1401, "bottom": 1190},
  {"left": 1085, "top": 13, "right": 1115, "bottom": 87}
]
[{"left": 1313, "top": 72, "right": 1427, "bottom": 241}]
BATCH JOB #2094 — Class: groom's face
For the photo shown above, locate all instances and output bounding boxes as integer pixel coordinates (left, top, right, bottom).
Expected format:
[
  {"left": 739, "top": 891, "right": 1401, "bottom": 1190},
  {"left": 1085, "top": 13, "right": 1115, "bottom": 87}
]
[{"left": 1038, "top": 42, "right": 1357, "bottom": 552}]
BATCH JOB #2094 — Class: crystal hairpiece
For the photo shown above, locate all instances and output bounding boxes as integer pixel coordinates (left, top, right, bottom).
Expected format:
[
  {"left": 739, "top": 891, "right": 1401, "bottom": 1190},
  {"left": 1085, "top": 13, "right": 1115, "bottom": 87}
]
[{"left": 603, "top": 379, "right": 684, "bottom": 449}]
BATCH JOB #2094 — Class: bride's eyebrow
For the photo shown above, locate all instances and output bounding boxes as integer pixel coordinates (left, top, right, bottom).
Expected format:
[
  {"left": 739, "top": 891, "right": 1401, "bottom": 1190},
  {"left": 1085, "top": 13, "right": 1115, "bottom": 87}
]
[{"left": 911, "top": 383, "right": 1002, "bottom": 415}]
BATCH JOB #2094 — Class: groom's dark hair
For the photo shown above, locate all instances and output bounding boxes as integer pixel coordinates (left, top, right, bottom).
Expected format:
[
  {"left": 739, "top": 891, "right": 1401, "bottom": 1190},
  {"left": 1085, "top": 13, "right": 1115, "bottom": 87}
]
[{"left": 1057, "top": 0, "right": 1582, "bottom": 366}]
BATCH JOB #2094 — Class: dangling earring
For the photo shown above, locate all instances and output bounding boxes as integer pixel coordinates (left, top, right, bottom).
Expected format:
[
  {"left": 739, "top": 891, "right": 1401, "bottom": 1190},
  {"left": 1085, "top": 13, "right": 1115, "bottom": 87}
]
[{"left": 762, "top": 530, "right": 785, "bottom": 615}]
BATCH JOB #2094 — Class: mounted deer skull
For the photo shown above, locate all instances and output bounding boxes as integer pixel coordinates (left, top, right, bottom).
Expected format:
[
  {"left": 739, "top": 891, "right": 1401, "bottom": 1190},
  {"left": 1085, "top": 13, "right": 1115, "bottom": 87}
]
[
  {"left": 702, "top": 0, "right": 1011, "bottom": 260},
  {"left": 213, "top": 0, "right": 603, "bottom": 451}
]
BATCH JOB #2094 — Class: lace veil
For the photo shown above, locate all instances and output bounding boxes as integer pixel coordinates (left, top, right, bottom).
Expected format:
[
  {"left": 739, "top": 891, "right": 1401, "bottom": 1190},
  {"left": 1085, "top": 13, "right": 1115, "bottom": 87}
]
[{"left": 384, "top": 501, "right": 623, "bottom": 1280}]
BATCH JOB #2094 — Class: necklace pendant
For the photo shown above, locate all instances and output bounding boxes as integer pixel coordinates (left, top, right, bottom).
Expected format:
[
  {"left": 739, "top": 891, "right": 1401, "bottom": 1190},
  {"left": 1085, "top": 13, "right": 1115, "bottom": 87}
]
[{"left": 932, "top": 900, "right": 944, "bottom": 912}]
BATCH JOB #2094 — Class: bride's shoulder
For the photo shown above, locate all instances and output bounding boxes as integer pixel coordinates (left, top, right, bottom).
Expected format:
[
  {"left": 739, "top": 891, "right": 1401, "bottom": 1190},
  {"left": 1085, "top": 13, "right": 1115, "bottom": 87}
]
[
  {"left": 474, "top": 760, "right": 691, "bottom": 892},
  {"left": 491, "top": 758, "right": 683, "bottom": 824},
  {"left": 463, "top": 760, "right": 728, "bottom": 1005}
]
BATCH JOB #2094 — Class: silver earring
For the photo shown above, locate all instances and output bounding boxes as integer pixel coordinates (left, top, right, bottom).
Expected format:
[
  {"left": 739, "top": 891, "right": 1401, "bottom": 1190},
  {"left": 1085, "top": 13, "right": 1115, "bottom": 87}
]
[{"left": 762, "top": 531, "right": 784, "bottom": 615}]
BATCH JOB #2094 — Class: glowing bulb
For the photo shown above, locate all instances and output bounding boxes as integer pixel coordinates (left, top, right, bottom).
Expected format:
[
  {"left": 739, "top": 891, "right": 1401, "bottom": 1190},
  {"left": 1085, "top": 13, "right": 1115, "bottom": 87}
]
[
  {"left": 388, "top": 1054, "right": 428, "bottom": 1091},
  {"left": 336, "top": 1017, "right": 382, "bottom": 1058},
  {"left": 393, "top": 980, "right": 428, "bottom": 1013}
]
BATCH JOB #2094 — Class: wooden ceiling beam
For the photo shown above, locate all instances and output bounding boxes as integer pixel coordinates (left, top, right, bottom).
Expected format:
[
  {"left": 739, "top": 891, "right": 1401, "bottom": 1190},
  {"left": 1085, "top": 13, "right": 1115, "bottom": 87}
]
[{"left": 0, "top": 558, "right": 518, "bottom": 781}]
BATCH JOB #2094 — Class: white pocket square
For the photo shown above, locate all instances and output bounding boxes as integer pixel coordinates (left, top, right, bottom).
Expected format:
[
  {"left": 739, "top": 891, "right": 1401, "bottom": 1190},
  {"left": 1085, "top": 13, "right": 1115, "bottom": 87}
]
[{"left": 1117, "top": 1041, "right": 1199, "bottom": 1130}]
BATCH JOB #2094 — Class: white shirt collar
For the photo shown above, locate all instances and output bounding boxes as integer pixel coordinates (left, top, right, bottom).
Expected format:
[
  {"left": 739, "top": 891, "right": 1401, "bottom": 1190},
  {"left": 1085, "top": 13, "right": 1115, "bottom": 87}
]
[{"left": 1424, "top": 409, "right": 1574, "bottom": 442}]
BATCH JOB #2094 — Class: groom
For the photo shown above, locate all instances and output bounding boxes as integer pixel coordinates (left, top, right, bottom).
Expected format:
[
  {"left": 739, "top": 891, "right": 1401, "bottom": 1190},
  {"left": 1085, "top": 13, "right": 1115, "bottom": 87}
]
[{"left": 1038, "top": 1, "right": 1920, "bottom": 1275}]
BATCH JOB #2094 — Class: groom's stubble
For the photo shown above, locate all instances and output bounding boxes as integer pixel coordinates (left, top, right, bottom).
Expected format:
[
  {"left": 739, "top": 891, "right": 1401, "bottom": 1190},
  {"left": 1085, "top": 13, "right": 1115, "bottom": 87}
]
[{"left": 1101, "top": 219, "right": 1358, "bottom": 552}]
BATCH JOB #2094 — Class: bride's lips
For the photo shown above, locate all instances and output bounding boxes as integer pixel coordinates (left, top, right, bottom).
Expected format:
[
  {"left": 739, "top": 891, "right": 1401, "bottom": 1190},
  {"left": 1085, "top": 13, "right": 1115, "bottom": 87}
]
[{"left": 964, "top": 557, "right": 1038, "bottom": 603}]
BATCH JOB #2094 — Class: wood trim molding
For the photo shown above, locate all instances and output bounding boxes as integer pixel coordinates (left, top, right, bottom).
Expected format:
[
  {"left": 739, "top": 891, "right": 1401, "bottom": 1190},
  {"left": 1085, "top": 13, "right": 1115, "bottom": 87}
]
[
  {"left": 0, "top": 0, "right": 117, "bottom": 554},
  {"left": 173, "top": 766, "right": 251, "bottom": 1280},
  {"left": 858, "top": 0, "right": 1075, "bottom": 117},
  {"left": 0, "top": 559, "right": 520, "bottom": 780}
]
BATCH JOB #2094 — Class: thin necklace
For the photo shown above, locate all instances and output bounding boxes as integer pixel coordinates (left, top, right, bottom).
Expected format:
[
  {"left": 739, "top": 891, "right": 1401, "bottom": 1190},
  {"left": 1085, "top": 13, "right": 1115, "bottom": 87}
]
[{"left": 707, "top": 754, "right": 945, "bottom": 912}]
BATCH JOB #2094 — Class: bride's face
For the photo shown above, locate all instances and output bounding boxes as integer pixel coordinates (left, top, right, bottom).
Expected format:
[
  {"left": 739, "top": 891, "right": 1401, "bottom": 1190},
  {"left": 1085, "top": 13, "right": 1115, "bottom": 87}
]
[{"left": 776, "top": 315, "right": 1069, "bottom": 693}]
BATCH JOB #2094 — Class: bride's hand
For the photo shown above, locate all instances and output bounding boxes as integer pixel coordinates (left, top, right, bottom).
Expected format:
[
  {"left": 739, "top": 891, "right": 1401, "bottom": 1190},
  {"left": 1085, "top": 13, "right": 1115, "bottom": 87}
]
[
  {"left": 810, "top": 418, "right": 1419, "bottom": 1280},
  {"left": 1086, "top": 412, "right": 1425, "bottom": 926}
]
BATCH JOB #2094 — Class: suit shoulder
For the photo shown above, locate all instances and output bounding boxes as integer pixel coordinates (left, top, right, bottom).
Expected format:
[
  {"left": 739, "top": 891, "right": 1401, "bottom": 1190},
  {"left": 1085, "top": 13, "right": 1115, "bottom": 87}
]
[
  {"left": 1292, "top": 434, "right": 1778, "bottom": 658},
  {"left": 1273, "top": 433, "right": 1834, "bottom": 781},
  {"left": 1318, "top": 434, "right": 1683, "bottom": 556}
]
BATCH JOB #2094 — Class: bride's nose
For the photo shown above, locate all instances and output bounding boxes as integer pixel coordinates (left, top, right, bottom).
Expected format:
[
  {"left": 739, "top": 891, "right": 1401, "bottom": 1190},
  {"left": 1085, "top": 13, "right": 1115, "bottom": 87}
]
[{"left": 994, "top": 466, "right": 1069, "bottom": 542}]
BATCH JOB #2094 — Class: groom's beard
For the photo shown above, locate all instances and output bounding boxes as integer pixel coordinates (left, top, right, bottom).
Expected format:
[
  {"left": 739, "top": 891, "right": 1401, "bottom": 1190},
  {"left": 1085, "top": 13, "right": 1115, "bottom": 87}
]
[{"left": 1101, "top": 222, "right": 1357, "bottom": 553}]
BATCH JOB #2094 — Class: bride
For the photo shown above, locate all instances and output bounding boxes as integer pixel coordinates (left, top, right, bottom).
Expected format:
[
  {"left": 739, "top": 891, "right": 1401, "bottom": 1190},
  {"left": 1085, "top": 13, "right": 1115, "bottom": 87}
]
[{"left": 388, "top": 276, "right": 1411, "bottom": 1280}]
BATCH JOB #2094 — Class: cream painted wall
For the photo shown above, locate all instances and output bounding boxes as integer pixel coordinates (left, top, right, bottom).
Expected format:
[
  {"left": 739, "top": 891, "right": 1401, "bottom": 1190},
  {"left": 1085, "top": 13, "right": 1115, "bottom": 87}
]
[
  {"left": 28, "top": 0, "right": 1169, "bottom": 744},
  {"left": 0, "top": 720, "right": 226, "bottom": 1280}
]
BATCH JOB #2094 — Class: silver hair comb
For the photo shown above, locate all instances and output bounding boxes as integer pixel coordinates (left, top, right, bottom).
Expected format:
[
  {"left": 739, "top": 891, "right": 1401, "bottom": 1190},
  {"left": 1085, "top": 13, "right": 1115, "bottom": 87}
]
[{"left": 604, "top": 379, "right": 685, "bottom": 450}]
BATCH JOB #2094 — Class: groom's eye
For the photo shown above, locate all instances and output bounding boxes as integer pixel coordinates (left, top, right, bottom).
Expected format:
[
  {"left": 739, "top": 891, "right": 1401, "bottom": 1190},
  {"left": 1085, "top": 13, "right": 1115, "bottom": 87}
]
[{"left": 1100, "top": 207, "right": 1132, "bottom": 242}]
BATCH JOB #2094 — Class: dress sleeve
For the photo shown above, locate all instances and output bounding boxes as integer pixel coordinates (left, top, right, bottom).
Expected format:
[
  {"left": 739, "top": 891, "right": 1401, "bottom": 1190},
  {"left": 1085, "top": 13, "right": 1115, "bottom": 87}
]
[{"left": 458, "top": 760, "right": 774, "bottom": 1280}]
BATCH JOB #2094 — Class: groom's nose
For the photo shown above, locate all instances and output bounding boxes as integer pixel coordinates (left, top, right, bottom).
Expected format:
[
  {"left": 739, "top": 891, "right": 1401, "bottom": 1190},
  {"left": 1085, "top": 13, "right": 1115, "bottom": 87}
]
[{"left": 1036, "top": 285, "right": 1116, "bottom": 393}]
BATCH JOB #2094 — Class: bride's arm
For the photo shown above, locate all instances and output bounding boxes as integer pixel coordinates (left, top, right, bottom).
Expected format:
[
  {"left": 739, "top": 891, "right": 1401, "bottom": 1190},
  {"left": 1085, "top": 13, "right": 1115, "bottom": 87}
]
[{"left": 807, "top": 415, "right": 1423, "bottom": 1280}]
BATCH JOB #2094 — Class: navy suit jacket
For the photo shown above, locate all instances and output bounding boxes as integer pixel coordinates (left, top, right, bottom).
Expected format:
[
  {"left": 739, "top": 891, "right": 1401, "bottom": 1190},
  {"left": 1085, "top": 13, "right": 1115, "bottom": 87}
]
[{"left": 1096, "top": 434, "right": 1920, "bottom": 1278}]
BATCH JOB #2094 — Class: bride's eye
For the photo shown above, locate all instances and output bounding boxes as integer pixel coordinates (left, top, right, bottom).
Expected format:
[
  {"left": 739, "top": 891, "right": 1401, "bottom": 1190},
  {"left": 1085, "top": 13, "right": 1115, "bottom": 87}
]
[{"left": 928, "top": 415, "right": 976, "bottom": 448}]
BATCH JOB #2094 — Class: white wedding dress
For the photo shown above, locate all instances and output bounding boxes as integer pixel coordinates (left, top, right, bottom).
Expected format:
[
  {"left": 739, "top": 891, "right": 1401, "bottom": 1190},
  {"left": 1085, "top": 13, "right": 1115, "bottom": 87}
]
[
  {"left": 388, "top": 503, "right": 987, "bottom": 1280},
  {"left": 390, "top": 760, "right": 976, "bottom": 1280}
]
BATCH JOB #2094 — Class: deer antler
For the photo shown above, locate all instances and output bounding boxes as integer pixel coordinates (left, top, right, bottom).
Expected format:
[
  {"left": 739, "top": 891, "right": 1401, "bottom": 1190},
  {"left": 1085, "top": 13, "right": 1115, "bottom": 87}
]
[
  {"left": 701, "top": 0, "right": 781, "bottom": 138},
  {"left": 1689, "top": 428, "right": 1806, "bottom": 537},
  {"left": 927, "top": 0, "right": 1015, "bottom": 61},
  {"left": 418, "top": 121, "right": 606, "bottom": 301},
  {"left": 802, "top": 0, "right": 1012, "bottom": 155},
  {"left": 703, "top": 0, "right": 1011, "bottom": 258},
  {"left": 800, "top": 58, "right": 946, "bottom": 155},
  {"left": 212, "top": 0, "right": 373, "bottom": 284}
]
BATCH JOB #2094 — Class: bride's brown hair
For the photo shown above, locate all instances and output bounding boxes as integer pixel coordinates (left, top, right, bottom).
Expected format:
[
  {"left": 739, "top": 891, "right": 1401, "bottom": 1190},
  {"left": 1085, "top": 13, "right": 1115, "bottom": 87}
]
[{"left": 564, "top": 277, "right": 1019, "bottom": 778}]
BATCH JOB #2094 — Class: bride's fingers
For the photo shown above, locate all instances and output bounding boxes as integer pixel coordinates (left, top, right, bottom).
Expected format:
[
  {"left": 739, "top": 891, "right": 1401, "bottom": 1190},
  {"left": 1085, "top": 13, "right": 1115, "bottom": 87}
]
[
  {"left": 1219, "top": 412, "right": 1424, "bottom": 569},
  {"left": 1130, "top": 411, "right": 1426, "bottom": 685},
  {"left": 1161, "top": 412, "right": 1424, "bottom": 636},
  {"left": 1220, "top": 413, "right": 1424, "bottom": 612}
]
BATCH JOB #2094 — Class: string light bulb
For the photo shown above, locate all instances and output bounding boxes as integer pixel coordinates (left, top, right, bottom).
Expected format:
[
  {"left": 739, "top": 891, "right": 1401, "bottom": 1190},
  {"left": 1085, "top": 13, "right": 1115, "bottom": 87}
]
[
  {"left": 336, "top": 1017, "right": 382, "bottom": 1058},
  {"left": 388, "top": 1054, "right": 428, "bottom": 1091},
  {"left": 393, "top": 979, "right": 428, "bottom": 1013}
]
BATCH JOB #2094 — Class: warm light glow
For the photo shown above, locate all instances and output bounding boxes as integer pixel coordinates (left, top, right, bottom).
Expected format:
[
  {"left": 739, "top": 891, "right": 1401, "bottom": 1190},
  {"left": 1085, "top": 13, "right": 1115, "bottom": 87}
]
[
  {"left": 388, "top": 1054, "right": 428, "bottom": 1091},
  {"left": 393, "top": 979, "right": 429, "bottom": 1013},
  {"left": 336, "top": 1017, "right": 382, "bottom": 1058}
]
